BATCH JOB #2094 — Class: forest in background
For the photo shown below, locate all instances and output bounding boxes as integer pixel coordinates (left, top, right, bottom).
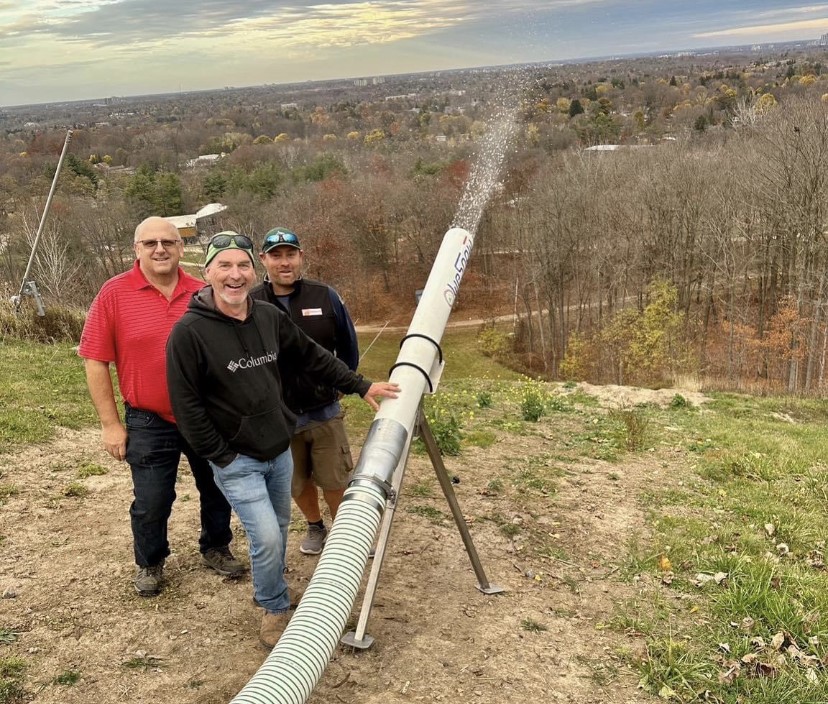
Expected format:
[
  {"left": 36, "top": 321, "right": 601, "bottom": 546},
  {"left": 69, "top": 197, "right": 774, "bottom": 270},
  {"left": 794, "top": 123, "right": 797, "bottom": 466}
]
[{"left": 2, "top": 45, "right": 828, "bottom": 394}]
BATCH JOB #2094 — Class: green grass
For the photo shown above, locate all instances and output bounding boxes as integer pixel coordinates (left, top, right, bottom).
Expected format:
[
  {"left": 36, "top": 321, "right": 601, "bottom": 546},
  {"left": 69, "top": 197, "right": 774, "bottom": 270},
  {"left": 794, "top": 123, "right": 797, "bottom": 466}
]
[
  {"left": 121, "top": 655, "right": 163, "bottom": 671},
  {"left": 520, "top": 618, "right": 548, "bottom": 632},
  {"left": 63, "top": 482, "right": 89, "bottom": 498},
  {"left": 0, "top": 485, "right": 19, "bottom": 502},
  {"left": 77, "top": 462, "right": 108, "bottom": 479},
  {"left": 617, "top": 391, "right": 828, "bottom": 702},
  {"left": 0, "top": 341, "right": 97, "bottom": 454},
  {"left": 406, "top": 504, "right": 445, "bottom": 524},
  {"left": 54, "top": 670, "right": 81, "bottom": 686},
  {"left": 0, "top": 630, "right": 17, "bottom": 645},
  {"left": 0, "top": 656, "right": 26, "bottom": 704},
  {"left": 355, "top": 327, "right": 521, "bottom": 386}
]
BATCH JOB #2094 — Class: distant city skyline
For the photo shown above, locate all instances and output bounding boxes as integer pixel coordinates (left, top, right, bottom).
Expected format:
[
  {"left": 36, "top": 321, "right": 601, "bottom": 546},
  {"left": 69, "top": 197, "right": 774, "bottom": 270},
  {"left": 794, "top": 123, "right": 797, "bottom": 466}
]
[{"left": 2, "top": 1, "right": 828, "bottom": 107}]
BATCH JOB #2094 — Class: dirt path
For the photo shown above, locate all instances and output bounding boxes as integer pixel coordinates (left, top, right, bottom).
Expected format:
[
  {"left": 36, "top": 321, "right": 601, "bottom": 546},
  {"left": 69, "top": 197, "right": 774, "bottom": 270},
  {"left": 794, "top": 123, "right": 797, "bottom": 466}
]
[{"left": 0, "top": 387, "right": 692, "bottom": 703}]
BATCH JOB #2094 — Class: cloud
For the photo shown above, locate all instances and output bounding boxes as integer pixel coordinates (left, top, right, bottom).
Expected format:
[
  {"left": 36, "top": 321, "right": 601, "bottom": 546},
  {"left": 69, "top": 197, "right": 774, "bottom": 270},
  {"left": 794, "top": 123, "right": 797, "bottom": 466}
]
[
  {"left": 753, "top": 4, "right": 828, "bottom": 19},
  {"left": 695, "top": 17, "right": 828, "bottom": 39},
  {"left": 3, "top": 0, "right": 610, "bottom": 46},
  {"left": 18, "top": 0, "right": 471, "bottom": 45}
]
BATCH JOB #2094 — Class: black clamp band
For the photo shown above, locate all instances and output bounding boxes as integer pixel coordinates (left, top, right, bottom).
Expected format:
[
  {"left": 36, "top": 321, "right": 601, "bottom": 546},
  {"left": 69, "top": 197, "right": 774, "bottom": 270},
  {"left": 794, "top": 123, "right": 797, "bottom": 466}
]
[
  {"left": 389, "top": 361, "right": 433, "bottom": 393},
  {"left": 399, "top": 333, "right": 443, "bottom": 363}
]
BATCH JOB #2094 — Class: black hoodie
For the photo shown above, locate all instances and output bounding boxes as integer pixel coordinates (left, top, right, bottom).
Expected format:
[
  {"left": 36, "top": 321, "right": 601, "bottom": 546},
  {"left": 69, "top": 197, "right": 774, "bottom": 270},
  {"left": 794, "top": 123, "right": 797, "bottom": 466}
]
[{"left": 166, "top": 287, "right": 371, "bottom": 468}]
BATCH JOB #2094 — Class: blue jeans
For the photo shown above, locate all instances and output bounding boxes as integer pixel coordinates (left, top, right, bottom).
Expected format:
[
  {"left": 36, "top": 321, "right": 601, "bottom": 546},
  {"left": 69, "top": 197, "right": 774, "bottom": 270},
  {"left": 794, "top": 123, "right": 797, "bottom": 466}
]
[
  {"left": 125, "top": 405, "right": 233, "bottom": 567},
  {"left": 210, "top": 450, "right": 293, "bottom": 614}
]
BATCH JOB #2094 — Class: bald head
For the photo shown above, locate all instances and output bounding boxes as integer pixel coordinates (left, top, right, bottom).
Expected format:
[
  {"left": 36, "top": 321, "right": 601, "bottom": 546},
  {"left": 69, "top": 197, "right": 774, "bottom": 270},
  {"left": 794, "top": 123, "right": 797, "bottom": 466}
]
[{"left": 134, "top": 216, "right": 178, "bottom": 243}]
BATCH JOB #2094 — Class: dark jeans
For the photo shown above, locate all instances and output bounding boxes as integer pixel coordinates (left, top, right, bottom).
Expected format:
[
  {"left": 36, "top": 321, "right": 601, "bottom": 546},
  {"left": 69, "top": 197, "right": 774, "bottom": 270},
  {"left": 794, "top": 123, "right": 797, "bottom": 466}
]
[{"left": 125, "top": 405, "right": 233, "bottom": 567}]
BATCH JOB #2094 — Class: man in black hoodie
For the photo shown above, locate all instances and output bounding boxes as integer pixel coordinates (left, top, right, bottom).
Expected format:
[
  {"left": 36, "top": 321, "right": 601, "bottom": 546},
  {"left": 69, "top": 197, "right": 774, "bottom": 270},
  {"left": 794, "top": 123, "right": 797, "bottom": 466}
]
[{"left": 165, "top": 232, "right": 398, "bottom": 649}]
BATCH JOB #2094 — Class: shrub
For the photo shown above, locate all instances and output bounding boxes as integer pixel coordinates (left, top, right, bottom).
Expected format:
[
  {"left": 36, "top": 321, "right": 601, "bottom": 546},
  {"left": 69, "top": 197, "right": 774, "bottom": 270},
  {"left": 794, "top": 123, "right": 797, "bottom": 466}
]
[
  {"left": 669, "top": 393, "right": 691, "bottom": 410},
  {"left": 0, "top": 304, "right": 85, "bottom": 343},
  {"left": 521, "top": 391, "right": 546, "bottom": 421},
  {"left": 609, "top": 407, "right": 649, "bottom": 451},
  {"left": 476, "top": 390, "right": 493, "bottom": 408},
  {"left": 477, "top": 323, "right": 511, "bottom": 359},
  {"left": 427, "top": 409, "right": 462, "bottom": 456}
]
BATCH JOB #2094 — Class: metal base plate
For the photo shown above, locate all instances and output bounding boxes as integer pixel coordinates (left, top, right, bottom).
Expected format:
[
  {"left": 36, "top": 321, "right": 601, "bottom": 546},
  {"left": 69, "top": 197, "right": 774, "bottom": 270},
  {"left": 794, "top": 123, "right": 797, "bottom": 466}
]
[
  {"left": 341, "top": 631, "right": 375, "bottom": 650},
  {"left": 476, "top": 583, "right": 505, "bottom": 595}
]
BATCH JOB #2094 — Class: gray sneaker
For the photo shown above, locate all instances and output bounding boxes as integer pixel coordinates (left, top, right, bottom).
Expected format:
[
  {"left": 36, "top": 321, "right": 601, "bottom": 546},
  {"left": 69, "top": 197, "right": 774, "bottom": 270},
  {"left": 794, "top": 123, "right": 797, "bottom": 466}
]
[
  {"left": 202, "top": 546, "right": 246, "bottom": 576},
  {"left": 134, "top": 562, "right": 164, "bottom": 597},
  {"left": 299, "top": 524, "right": 328, "bottom": 555}
]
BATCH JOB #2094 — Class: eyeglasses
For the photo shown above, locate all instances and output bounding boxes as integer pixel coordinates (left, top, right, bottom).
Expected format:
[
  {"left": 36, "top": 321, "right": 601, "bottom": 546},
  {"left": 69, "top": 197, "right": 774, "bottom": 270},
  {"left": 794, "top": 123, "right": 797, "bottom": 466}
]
[
  {"left": 209, "top": 233, "right": 254, "bottom": 251},
  {"left": 136, "top": 239, "right": 182, "bottom": 250},
  {"left": 264, "top": 231, "right": 299, "bottom": 247}
]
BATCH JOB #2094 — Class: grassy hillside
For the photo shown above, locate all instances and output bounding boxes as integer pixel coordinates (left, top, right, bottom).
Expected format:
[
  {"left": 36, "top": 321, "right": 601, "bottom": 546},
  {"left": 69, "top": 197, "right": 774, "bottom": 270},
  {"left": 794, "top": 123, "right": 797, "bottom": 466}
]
[
  {"left": 4, "top": 333, "right": 828, "bottom": 702},
  {"left": 0, "top": 327, "right": 514, "bottom": 455}
]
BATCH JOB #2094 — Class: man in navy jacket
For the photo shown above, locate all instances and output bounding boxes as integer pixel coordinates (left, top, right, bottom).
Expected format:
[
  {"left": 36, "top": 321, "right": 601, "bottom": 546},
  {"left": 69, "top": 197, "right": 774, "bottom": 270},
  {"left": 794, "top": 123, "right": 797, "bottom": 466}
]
[{"left": 251, "top": 227, "right": 359, "bottom": 556}]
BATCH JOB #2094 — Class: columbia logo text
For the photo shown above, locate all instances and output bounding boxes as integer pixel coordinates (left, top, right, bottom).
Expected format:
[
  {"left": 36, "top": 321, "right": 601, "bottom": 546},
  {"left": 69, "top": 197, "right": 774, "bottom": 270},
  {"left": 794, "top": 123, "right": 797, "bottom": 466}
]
[{"left": 226, "top": 351, "right": 278, "bottom": 373}]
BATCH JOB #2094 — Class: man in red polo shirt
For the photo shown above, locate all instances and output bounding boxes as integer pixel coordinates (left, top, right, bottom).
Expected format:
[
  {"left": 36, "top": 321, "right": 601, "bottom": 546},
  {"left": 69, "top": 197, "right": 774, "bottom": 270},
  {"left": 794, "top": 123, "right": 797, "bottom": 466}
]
[{"left": 79, "top": 216, "right": 244, "bottom": 596}]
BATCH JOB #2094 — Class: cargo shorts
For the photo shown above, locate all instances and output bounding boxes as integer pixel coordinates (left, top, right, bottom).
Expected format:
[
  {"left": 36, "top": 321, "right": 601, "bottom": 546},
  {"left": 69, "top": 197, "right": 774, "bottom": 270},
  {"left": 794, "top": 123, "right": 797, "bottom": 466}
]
[{"left": 290, "top": 414, "right": 354, "bottom": 497}]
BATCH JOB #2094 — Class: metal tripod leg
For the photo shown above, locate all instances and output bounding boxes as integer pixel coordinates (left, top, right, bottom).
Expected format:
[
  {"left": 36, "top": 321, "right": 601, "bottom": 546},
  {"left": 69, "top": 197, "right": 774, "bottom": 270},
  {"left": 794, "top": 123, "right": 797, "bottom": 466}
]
[
  {"left": 417, "top": 411, "right": 504, "bottom": 595},
  {"left": 341, "top": 407, "right": 503, "bottom": 650},
  {"left": 341, "top": 435, "right": 412, "bottom": 650}
]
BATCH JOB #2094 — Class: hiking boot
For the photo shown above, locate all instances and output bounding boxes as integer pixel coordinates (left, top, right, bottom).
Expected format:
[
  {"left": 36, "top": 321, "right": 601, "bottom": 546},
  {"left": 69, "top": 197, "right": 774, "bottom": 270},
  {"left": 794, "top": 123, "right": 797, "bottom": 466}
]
[
  {"left": 260, "top": 611, "right": 291, "bottom": 649},
  {"left": 202, "top": 546, "right": 246, "bottom": 577},
  {"left": 299, "top": 524, "right": 328, "bottom": 555},
  {"left": 134, "top": 562, "right": 164, "bottom": 597}
]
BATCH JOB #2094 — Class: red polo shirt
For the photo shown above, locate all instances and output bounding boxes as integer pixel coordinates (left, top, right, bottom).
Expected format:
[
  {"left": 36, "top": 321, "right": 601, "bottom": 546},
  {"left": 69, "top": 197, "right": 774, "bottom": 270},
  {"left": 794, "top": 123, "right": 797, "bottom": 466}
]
[{"left": 78, "top": 260, "right": 204, "bottom": 422}]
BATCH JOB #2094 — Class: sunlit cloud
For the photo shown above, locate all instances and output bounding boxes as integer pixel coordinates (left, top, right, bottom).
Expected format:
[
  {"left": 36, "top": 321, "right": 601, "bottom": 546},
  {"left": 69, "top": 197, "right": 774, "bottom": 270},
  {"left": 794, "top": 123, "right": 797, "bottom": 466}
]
[
  {"left": 753, "top": 4, "right": 828, "bottom": 18},
  {"left": 696, "top": 17, "right": 828, "bottom": 38},
  {"left": 2, "top": 1, "right": 825, "bottom": 106},
  {"left": 212, "top": 1, "right": 472, "bottom": 50}
]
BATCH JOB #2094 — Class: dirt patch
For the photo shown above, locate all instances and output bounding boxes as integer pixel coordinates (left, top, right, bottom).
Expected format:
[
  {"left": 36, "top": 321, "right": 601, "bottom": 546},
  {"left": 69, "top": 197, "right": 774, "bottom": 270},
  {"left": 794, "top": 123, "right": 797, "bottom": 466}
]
[
  {"left": 574, "top": 383, "right": 710, "bottom": 409},
  {"left": 0, "top": 400, "right": 682, "bottom": 703}
]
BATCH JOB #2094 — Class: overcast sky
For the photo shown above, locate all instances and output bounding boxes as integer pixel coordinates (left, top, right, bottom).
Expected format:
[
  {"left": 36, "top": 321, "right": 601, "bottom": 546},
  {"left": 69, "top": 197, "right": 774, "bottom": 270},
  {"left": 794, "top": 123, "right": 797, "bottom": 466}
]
[{"left": 2, "top": 1, "right": 827, "bottom": 106}]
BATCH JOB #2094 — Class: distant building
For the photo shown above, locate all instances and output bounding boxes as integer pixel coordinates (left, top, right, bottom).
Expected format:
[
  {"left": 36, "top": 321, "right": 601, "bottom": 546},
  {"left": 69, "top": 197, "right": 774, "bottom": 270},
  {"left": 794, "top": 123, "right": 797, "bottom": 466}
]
[
  {"left": 164, "top": 203, "right": 227, "bottom": 243},
  {"left": 354, "top": 79, "right": 368, "bottom": 87},
  {"left": 280, "top": 102, "right": 298, "bottom": 110},
  {"left": 583, "top": 144, "right": 622, "bottom": 152},
  {"left": 185, "top": 153, "right": 222, "bottom": 168}
]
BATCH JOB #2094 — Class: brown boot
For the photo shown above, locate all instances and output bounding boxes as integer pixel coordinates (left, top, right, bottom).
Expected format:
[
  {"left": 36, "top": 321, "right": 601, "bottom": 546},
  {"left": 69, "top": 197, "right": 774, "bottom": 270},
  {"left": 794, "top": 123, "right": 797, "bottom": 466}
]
[{"left": 259, "top": 611, "right": 291, "bottom": 649}]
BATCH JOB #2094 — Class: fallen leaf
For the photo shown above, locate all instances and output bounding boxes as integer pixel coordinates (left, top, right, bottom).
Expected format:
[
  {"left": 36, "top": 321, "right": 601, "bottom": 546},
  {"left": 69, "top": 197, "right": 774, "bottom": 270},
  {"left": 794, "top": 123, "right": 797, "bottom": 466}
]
[
  {"left": 770, "top": 632, "right": 785, "bottom": 651},
  {"left": 755, "top": 661, "right": 779, "bottom": 678},
  {"left": 661, "top": 571, "right": 674, "bottom": 586},
  {"left": 659, "top": 555, "right": 673, "bottom": 572},
  {"left": 694, "top": 573, "right": 715, "bottom": 587},
  {"left": 776, "top": 543, "right": 790, "bottom": 556},
  {"left": 764, "top": 523, "right": 776, "bottom": 537},
  {"left": 718, "top": 664, "right": 740, "bottom": 684},
  {"left": 740, "top": 617, "right": 755, "bottom": 632},
  {"left": 806, "top": 550, "right": 824, "bottom": 569},
  {"left": 658, "top": 684, "right": 677, "bottom": 699}
]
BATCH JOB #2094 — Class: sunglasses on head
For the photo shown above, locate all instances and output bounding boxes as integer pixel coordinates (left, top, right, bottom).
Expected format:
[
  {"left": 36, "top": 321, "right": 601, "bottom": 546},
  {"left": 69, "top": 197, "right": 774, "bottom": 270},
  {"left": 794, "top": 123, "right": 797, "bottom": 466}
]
[
  {"left": 209, "top": 233, "right": 254, "bottom": 251},
  {"left": 264, "top": 231, "right": 299, "bottom": 246}
]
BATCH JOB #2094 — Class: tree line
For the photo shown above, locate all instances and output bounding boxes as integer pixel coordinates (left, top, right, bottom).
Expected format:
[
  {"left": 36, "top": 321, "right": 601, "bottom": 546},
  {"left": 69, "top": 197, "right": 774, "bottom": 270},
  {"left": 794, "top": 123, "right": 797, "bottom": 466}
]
[{"left": 2, "top": 50, "right": 828, "bottom": 393}]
